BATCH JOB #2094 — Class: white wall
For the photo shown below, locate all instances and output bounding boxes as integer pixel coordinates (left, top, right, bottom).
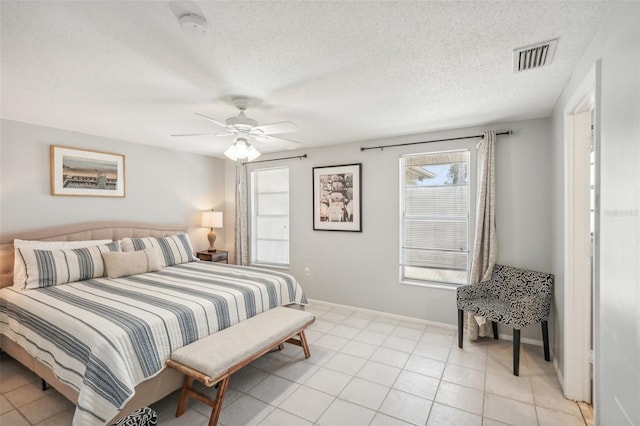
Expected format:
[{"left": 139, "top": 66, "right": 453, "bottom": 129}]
[
  {"left": 0, "top": 119, "right": 227, "bottom": 252},
  {"left": 550, "top": 2, "right": 639, "bottom": 424},
  {"left": 238, "top": 118, "right": 553, "bottom": 340},
  {"left": 1, "top": 116, "right": 556, "bottom": 342}
]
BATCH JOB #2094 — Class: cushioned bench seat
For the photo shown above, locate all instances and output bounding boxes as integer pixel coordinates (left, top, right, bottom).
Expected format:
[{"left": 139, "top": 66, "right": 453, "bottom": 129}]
[{"left": 166, "top": 306, "right": 315, "bottom": 426}]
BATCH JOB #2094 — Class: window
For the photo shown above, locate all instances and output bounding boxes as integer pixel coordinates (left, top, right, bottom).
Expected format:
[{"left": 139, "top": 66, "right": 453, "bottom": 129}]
[
  {"left": 400, "top": 150, "right": 470, "bottom": 285},
  {"left": 250, "top": 167, "right": 290, "bottom": 267}
]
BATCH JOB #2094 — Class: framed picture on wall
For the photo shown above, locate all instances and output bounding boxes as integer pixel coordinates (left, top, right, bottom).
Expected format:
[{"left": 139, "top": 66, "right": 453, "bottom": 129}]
[
  {"left": 313, "top": 163, "right": 362, "bottom": 231},
  {"left": 50, "top": 145, "right": 126, "bottom": 197}
]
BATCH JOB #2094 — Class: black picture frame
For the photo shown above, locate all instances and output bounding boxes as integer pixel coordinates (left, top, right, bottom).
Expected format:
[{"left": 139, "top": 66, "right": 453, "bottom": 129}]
[{"left": 312, "top": 163, "right": 362, "bottom": 232}]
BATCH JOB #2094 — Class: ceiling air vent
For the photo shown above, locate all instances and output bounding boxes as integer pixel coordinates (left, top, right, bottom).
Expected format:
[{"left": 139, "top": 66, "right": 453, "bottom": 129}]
[{"left": 513, "top": 39, "right": 558, "bottom": 73}]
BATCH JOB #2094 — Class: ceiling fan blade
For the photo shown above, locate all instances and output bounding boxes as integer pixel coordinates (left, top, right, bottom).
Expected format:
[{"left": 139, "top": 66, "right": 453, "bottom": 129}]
[
  {"left": 194, "top": 112, "right": 229, "bottom": 130},
  {"left": 214, "top": 132, "right": 235, "bottom": 137},
  {"left": 261, "top": 135, "right": 301, "bottom": 150},
  {"left": 171, "top": 132, "right": 215, "bottom": 137},
  {"left": 253, "top": 121, "right": 299, "bottom": 135}
]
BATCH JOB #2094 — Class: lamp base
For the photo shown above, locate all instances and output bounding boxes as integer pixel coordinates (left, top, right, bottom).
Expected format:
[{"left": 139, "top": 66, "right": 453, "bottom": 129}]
[{"left": 207, "top": 229, "right": 217, "bottom": 253}]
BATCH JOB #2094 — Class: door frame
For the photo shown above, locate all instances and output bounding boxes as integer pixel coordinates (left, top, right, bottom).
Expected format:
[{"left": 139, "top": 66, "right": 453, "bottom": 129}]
[{"left": 563, "top": 62, "right": 599, "bottom": 402}]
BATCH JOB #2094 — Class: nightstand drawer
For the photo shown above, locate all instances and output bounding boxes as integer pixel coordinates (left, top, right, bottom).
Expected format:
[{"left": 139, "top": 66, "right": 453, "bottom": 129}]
[{"left": 197, "top": 250, "right": 229, "bottom": 263}]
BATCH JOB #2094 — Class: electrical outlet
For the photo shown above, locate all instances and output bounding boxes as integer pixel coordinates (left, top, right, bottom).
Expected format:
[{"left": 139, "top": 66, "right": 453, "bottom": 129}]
[{"left": 304, "top": 267, "right": 310, "bottom": 276}]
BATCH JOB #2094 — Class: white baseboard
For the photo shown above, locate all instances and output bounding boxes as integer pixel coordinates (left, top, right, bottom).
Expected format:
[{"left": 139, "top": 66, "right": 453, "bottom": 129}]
[
  {"left": 306, "top": 298, "right": 457, "bottom": 329},
  {"left": 307, "top": 298, "right": 546, "bottom": 346},
  {"left": 496, "top": 332, "right": 544, "bottom": 347},
  {"left": 553, "top": 356, "right": 566, "bottom": 392}
]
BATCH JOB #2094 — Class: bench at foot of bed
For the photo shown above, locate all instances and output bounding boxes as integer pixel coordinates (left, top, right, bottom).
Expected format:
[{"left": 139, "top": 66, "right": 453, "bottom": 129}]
[{"left": 165, "top": 306, "right": 315, "bottom": 426}]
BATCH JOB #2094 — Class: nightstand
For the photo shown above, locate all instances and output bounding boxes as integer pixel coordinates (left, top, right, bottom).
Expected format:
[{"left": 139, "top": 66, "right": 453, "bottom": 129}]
[{"left": 196, "top": 250, "right": 228, "bottom": 264}]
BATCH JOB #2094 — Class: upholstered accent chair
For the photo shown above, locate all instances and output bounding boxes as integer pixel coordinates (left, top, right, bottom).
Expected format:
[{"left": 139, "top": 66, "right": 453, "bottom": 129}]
[{"left": 456, "top": 264, "right": 553, "bottom": 376}]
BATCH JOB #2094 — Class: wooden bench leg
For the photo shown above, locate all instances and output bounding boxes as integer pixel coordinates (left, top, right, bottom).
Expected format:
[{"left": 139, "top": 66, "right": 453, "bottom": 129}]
[
  {"left": 176, "top": 375, "right": 195, "bottom": 417},
  {"left": 175, "top": 374, "right": 230, "bottom": 426},
  {"left": 209, "top": 377, "right": 229, "bottom": 426},
  {"left": 283, "top": 330, "right": 312, "bottom": 359},
  {"left": 299, "top": 330, "right": 311, "bottom": 359},
  {"left": 278, "top": 343, "right": 285, "bottom": 351}
]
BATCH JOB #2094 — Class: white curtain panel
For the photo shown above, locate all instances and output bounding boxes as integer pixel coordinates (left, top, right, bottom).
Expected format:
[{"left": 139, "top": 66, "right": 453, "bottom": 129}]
[
  {"left": 466, "top": 129, "right": 498, "bottom": 340},
  {"left": 235, "top": 162, "right": 249, "bottom": 266}
]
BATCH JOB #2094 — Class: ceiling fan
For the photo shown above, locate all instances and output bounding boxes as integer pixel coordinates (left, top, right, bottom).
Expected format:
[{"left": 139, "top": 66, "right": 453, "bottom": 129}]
[{"left": 172, "top": 96, "right": 300, "bottom": 161}]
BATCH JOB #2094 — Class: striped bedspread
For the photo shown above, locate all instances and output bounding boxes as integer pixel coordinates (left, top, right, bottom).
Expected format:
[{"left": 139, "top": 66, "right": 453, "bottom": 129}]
[{"left": 0, "top": 261, "right": 307, "bottom": 425}]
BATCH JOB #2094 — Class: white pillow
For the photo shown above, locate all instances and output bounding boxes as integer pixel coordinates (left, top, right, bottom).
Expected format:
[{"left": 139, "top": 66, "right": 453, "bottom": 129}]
[
  {"left": 13, "top": 239, "right": 112, "bottom": 287},
  {"left": 103, "top": 247, "right": 163, "bottom": 279}
]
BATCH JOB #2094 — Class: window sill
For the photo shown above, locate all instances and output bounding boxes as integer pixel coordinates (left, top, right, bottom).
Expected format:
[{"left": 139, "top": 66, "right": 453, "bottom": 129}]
[{"left": 400, "top": 279, "right": 461, "bottom": 291}]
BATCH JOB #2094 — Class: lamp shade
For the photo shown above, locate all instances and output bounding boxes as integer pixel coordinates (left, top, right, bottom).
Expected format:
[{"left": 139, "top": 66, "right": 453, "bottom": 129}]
[{"left": 201, "top": 210, "right": 223, "bottom": 228}]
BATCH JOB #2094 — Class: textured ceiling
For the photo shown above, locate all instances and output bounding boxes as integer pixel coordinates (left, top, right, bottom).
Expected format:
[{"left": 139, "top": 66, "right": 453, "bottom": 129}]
[{"left": 0, "top": 1, "right": 610, "bottom": 158}]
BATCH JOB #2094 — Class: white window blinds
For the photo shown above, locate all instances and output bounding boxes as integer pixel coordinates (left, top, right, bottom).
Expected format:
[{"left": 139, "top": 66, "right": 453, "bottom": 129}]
[
  {"left": 401, "top": 150, "right": 470, "bottom": 285},
  {"left": 251, "top": 167, "right": 290, "bottom": 266}
]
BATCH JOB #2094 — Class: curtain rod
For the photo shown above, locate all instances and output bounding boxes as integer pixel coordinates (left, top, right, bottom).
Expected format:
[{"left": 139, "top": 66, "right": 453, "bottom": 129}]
[
  {"left": 242, "top": 154, "right": 307, "bottom": 165},
  {"left": 360, "top": 130, "right": 513, "bottom": 152}
]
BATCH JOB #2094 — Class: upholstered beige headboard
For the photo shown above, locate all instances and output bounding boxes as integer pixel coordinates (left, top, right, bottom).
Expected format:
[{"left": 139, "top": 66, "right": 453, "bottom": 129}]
[{"left": 0, "top": 221, "right": 187, "bottom": 288}]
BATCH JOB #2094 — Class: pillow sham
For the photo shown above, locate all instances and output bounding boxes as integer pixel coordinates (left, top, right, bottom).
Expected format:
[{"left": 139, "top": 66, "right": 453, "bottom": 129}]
[
  {"left": 18, "top": 241, "right": 121, "bottom": 289},
  {"left": 120, "top": 233, "right": 196, "bottom": 266},
  {"left": 103, "top": 247, "right": 163, "bottom": 279},
  {"left": 13, "top": 239, "right": 113, "bottom": 287}
]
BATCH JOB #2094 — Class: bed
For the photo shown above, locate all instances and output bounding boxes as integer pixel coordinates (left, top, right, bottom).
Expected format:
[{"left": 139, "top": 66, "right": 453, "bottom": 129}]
[{"left": 0, "top": 221, "right": 307, "bottom": 425}]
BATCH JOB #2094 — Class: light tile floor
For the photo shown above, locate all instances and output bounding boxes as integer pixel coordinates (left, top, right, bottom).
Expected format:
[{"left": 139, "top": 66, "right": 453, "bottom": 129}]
[{"left": 0, "top": 301, "right": 589, "bottom": 425}]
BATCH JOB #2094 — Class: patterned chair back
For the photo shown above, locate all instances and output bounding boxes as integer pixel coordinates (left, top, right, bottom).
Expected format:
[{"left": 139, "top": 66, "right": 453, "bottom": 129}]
[{"left": 491, "top": 264, "right": 554, "bottom": 318}]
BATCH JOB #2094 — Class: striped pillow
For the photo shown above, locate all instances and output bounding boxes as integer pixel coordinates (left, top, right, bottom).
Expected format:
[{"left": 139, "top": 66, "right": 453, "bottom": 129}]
[
  {"left": 120, "top": 233, "right": 196, "bottom": 266},
  {"left": 13, "top": 239, "right": 113, "bottom": 287},
  {"left": 18, "top": 241, "right": 121, "bottom": 289}
]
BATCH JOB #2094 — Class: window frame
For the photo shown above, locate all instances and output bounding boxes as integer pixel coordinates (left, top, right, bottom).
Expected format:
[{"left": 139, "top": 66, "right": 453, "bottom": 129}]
[
  {"left": 250, "top": 166, "right": 290, "bottom": 269},
  {"left": 399, "top": 148, "right": 475, "bottom": 289}
]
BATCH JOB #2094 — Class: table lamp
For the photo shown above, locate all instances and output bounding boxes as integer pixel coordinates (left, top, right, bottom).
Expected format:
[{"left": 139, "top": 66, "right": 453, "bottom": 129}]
[{"left": 201, "top": 210, "right": 223, "bottom": 252}]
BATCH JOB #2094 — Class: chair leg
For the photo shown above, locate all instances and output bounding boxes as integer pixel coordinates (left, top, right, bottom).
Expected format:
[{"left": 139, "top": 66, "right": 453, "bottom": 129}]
[
  {"left": 513, "top": 329, "right": 521, "bottom": 376},
  {"left": 542, "top": 321, "right": 550, "bottom": 361},
  {"left": 457, "top": 309, "right": 464, "bottom": 348},
  {"left": 492, "top": 321, "right": 499, "bottom": 340}
]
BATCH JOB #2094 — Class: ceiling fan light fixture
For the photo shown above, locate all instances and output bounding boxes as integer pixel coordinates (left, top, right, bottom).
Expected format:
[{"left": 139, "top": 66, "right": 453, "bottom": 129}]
[
  {"left": 235, "top": 138, "right": 249, "bottom": 158},
  {"left": 224, "top": 137, "right": 261, "bottom": 162},
  {"left": 173, "top": 95, "right": 300, "bottom": 155},
  {"left": 223, "top": 145, "right": 238, "bottom": 161},
  {"left": 247, "top": 144, "right": 261, "bottom": 161}
]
